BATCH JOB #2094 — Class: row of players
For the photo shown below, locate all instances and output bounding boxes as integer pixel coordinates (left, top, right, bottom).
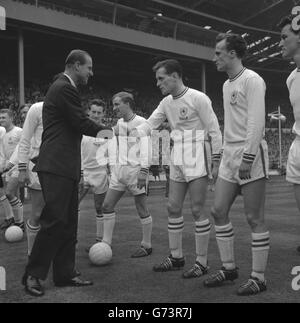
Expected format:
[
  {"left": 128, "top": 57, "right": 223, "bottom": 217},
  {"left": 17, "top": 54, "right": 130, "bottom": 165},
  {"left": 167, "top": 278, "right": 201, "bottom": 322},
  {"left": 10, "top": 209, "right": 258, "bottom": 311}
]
[
  {"left": 1, "top": 16, "right": 299, "bottom": 298},
  {"left": 0, "top": 106, "right": 30, "bottom": 233}
]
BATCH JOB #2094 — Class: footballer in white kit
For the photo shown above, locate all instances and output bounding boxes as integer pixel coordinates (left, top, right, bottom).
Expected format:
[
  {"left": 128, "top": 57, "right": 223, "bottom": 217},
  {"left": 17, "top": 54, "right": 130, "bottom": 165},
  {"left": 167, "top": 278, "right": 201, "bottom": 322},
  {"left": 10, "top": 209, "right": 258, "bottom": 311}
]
[
  {"left": 109, "top": 114, "right": 150, "bottom": 196},
  {"left": 0, "top": 125, "right": 15, "bottom": 231},
  {"left": 102, "top": 92, "right": 153, "bottom": 258},
  {"left": 17, "top": 102, "right": 43, "bottom": 190},
  {"left": 285, "top": 68, "right": 300, "bottom": 184},
  {"left": 204, "top": 33, "right": 269, "bottom": 296},
  {"left": 218, "top": 67, "right": 269, "bottom": 185},
  {"left": 79, "top": 99, "right": 109, "bottom": 249},
  {"left": 278, "top": 14, "right": 300, "bottom": 254},
  {"left": 0, "top": 109, "right": 24, "bottom": 231},
  {"left": 16, "top": 102, "right": 44, "bottom": 255},
  {"left": 81, "top": 136, "right": 108, "bottom": 195},
  {"left": 134, "top": 59, "right": 222, "bottom": 278}
]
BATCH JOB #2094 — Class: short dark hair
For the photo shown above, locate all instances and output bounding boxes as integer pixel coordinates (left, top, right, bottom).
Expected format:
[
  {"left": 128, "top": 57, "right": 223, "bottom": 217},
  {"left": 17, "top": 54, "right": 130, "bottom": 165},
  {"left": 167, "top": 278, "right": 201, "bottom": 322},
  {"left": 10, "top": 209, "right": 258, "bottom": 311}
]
[
  {"left": 19, "top": 103, "right": 31, "bottom": 112},
  {"left": 112, "top": 92, "right": 135, "bottom": 110},
  {"left": 89, "top": 99, "right": 106, "bottom": 109},
  {"left": 65, "top": 49, "right": 91, "bottom": 67},
  {"left": 216, "top": 33, "right": 248, "bottom": 59},
  {"left": 0, "top": 109, "right": 14, "bottom": 119},
  {"left": 277, "top": 15, "right": 300, "bottom": 34},
  {"left": 152, "top": 59, "right": 183, "bottom": 78}
]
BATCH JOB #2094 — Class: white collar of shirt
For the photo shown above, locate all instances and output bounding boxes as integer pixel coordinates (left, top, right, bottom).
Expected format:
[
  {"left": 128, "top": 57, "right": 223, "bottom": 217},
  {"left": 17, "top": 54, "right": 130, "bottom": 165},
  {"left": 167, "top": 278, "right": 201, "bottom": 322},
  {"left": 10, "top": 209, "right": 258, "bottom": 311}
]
[{"left": 63, "top": 73, "right": 77, "bottom": 88}]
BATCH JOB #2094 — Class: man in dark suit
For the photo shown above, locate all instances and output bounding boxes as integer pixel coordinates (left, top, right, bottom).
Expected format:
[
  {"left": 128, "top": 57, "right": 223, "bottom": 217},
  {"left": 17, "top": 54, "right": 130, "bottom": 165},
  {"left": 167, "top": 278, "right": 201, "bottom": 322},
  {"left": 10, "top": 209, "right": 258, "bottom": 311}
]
[{"left": 22, "top": 49, "right": 113, "bottom": 297}]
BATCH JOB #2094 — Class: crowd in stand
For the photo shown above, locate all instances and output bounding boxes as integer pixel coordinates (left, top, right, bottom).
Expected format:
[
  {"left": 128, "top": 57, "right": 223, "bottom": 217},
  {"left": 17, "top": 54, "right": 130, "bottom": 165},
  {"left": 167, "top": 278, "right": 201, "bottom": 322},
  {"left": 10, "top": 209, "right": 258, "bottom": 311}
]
[
  {"left": 265, "top": 129, "right": 295, "bottom": 171},
  {"left": 0, "top": 80, "right": 295, "bottom": 172},
  {"left": 0, "top": 79, "right": 47, "bottom": 125}
]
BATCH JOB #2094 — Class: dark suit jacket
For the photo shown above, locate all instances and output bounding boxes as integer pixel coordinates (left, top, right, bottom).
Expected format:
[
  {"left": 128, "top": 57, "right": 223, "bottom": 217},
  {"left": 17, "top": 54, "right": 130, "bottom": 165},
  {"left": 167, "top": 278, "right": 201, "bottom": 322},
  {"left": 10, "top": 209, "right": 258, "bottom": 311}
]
[{"left": 36, "top": 74, "right": 107, "bottom": 181}]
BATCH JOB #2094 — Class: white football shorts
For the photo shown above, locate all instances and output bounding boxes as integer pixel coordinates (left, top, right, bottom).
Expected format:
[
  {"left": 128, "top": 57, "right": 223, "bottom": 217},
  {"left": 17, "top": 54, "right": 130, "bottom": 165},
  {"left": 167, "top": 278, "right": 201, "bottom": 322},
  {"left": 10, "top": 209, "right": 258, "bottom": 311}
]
[
  {"left": 286, "top": 136, "right": 300, "bottom": 184},
  {"left": 109, "top": 164, "right": 147, "bottom": 196},
  {"left": 83, "top": 167, "right": 109, "bottom": 195},
  {"left": 218, "top": 140, "right": 269, "bottom": 185},
  {"left": 170, "top": 133, "right": 210, "bottom": 183}
]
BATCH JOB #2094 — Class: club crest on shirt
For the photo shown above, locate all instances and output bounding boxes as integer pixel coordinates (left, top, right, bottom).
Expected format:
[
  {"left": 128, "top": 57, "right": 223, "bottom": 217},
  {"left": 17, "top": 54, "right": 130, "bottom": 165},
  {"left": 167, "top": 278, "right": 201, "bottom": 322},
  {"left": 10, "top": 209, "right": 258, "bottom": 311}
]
[
  {"left": 230, "top": 90, "right": 238, "bottom": 105},
  {"left": 179, "top": 107, "right": 189, "bottom": 120},
  {"left": 8, "top": 137, "right": 14, "bottom": 145}
]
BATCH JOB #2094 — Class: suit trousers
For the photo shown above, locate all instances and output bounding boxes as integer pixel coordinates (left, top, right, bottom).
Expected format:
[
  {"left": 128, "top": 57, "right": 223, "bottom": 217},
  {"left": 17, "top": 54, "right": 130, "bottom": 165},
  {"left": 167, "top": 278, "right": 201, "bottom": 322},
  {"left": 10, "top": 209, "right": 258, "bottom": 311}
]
[{"left": 26, "top": 171, "right": 79, "bottom": 283}]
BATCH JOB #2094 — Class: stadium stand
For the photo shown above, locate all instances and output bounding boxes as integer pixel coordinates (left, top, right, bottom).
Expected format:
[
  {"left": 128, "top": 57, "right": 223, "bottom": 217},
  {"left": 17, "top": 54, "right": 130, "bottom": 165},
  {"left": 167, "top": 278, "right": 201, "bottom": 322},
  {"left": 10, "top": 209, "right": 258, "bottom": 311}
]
[{"left": 1, "top": 0, "right": 297, "bottom": 172}]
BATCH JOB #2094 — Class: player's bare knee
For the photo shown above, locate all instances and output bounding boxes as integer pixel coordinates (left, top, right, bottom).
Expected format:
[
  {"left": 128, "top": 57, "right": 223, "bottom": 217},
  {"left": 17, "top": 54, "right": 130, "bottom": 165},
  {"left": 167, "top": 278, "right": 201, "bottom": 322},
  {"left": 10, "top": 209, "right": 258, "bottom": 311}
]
[
  {"left": 191, "top": 204, "right": 205, "bottom": 220},
  {"left": 30, "top": 214, "right": 40, "bottom": 227},
  {"left": 136, "top": 205, "right": 147, "bottom": 218},
  {"left": 245, "top": 213, "right": 262, "bottom": 231},
  {"left": 96, "top": 206, "right": 103, "bottom": 214},
  {"left": 33, "top": 209, "right": 41, "bottom": 220},
  {"left": 135, "top": 197, "right": 147, "bottom": 214},
  {"left": 167, "top": 201, "right": 182, "bottom": 217},
  {"left": 102, "top": 203, "right": 114, "bottom": 214},
  {"left": 95, "top": 201, "right": 103, "bottom": 214},
  {"left": 211, "top": 205, "right": 225, "bottom": 220},
  {"left": 5, "top": 192, "right": 14, "bottom": 201},
  {"left": 135, "top": 197, "right": 144, "bottom": 208}
]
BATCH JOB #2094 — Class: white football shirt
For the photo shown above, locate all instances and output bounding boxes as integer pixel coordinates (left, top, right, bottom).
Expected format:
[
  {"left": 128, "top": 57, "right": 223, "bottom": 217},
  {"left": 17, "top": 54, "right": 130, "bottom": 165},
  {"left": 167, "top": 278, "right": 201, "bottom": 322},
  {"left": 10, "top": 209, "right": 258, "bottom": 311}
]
[
  {"left": 223, "top": 68, "right": 266, "bottom": 163},
  {"left": 287, "top": 68, "right": 300, "bottom": 137},
  {"left": 136, "top": 88, "right": 222, "bottom": 161}
]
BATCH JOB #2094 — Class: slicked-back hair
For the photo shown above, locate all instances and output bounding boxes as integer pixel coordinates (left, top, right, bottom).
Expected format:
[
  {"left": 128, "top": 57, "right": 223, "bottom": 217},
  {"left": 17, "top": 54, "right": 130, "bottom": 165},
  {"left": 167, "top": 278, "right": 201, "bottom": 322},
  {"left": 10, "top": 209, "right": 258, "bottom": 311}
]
[
  {"left": 112, "top": 92, "right": 136, "bottom": 110},
  {"left": 278, "top": 15, "right": 300, "bottom": 34},
  {"left": 216, "top": 33, "right": 248, "bottom": 59},
  {"left": 65, "top": 49, "right": 91, "bottom": 68},
  {"left": 152, "top": 59, "right": 183, "bottom": 78},
  {"left": 0, "top": 109, "right": 14, "bottom": 119},
  {"left": 89, "top": 99, "right": 106, "bottom": 109}
]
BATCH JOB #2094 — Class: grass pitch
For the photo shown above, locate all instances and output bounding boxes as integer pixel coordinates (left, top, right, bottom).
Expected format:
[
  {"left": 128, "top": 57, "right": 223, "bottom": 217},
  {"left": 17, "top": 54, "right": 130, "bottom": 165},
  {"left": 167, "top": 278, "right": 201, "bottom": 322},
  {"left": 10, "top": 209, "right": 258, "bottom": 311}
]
[{"left": 0, "top": 176, "right": 300, "bottom": 303}]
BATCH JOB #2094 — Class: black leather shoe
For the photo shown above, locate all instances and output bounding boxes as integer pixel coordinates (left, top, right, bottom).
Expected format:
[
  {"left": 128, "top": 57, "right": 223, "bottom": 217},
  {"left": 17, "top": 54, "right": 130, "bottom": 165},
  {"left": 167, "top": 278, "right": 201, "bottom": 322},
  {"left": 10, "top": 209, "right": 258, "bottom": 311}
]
[
  {"left": 0, "top": 218, "right": 15, "bottom": 231},
  {"left": 22, "top": 274, "right": 45, "bottom": 297},
  {"left": 54, "top": 276, "right": 93, "bottom": 287}
]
